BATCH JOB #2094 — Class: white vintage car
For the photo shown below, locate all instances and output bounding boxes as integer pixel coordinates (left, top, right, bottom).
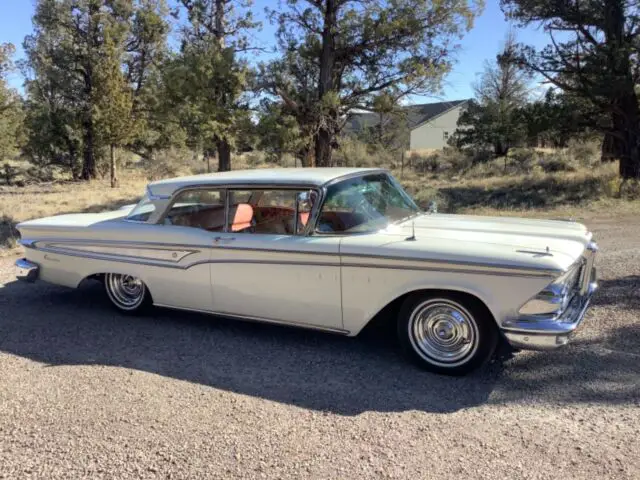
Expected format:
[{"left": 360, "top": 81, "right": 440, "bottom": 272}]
[{"left": 15, "top": 168, "right": 598, "bottom": 375}]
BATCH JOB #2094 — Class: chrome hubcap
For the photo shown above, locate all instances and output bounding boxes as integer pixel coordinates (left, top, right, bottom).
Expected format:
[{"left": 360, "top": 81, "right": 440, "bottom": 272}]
[
  {"left": 409, "top": 299, "right": 479, "bottom": 366},
  {"left": 106, "top": 273, "right": 145, "bottom": 310}
]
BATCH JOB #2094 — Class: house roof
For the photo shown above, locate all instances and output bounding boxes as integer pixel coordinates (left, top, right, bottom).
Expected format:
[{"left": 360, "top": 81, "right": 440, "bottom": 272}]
[
  {"left": 345, "top": 99, "right": 469, "bottom": 133},
  {"left": 147, "top": 167, "right": 386, "bottom": 197}
]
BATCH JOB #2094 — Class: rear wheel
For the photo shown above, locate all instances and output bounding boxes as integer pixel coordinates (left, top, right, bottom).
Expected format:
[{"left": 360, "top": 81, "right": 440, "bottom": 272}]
[
  {"left": 104, "top": 273, "right": 152, "bottom": 314},
  {"left": 397, "top": 293, "right": 498, "bottom": 375}
]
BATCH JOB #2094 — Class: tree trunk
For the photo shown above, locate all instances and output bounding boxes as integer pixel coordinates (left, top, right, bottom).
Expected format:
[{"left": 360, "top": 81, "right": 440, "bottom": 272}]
[
  {"left": 298, "top": 145, "right": 315, "bottom": 167},
  {"left": 315, "top": 0, "right": 337, "bottom": 167},
  {"left": 215, "top": 0, "right": 226, "bottom": 47},
  {"left": 315, "top": 129, "right": 333, "bottom": 167},
  {"left": 601, "top": 130, "right": 624, "bottom": 162},
  {"left": 217, "top": 139, "right": 231, "bottom": 172},
  {"left": 110, "top": 144, "right": 119, "bottom": 188},
  {"left": 604, "top": 0, "right": 640, "bottom": 178},
  {"left": 617, "top": 96, "right": 640, "bottom": 178},
  {"left": 81, "top": 117, "right": 97, "bottom": 180}
]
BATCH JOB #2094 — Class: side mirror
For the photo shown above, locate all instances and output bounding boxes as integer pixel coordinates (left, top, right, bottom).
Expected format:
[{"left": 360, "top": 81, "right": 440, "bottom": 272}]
[{"left": 428, "top": 200, "right": 438, "bottom": 213}]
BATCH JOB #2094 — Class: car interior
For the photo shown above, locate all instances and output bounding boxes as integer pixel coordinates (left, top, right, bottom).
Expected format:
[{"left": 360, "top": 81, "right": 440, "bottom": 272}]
[{"left": 165, "top": 190, "right": 313, "bottom": 235}]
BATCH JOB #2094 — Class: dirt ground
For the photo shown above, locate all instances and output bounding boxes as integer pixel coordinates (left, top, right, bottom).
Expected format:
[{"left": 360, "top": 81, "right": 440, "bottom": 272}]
[{"left": 0, "top": 215, "right": 638, "bottom": 479}]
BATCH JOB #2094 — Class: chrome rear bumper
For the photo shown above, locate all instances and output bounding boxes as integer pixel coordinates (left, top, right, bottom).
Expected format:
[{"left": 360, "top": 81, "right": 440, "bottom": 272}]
[
  {"left": 15, "top": 258, "right": 39, "bottom": 283},
  {"left": 502, "top": 241, "right": 599, "bottom": 350}
]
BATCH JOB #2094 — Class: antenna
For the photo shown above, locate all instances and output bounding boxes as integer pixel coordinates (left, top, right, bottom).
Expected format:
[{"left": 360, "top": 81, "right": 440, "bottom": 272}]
[{"left": 406, "top": 219, "right": 416, "bottom": 241}]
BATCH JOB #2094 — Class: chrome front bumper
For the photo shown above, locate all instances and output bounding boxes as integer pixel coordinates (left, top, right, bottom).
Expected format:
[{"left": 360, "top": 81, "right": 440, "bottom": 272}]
[
  {"left": 502, "top": 241, "right": 599, "bottom": 350},
  {"left": 15, "top": 258, "right": 39, "bottom": 283}
]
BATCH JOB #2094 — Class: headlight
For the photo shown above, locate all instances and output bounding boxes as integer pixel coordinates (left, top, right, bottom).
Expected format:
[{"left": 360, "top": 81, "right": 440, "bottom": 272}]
[{"left": 518, "top": 266, "right": 582, "bottom": 317}]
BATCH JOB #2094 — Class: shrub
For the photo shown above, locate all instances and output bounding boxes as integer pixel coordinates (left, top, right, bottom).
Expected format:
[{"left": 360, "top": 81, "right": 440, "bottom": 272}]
[
  {"left": 0, "top": 214, "right": 18, "bottom": 250},
  {"left": 412, "top": 186, "right": 449, "bottom": 212},
  {"left": 144, "top": 148, "right": 201, "bottom": 180},
  {"left": 334, "top": 137, "right": 398, "bottom": 168},
  {"left": 620, "top": 179, "right": 640, "bottom": 200},
  {"left": 538, "top": 151, "right": 576, "bottom": 173},
  {"left": 567, "top": 139, "right": 599, "bottom": 166}
]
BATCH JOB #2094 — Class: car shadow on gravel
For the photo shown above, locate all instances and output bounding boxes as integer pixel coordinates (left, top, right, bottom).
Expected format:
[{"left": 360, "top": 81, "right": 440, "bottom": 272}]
[{"left": 0, "top": 279, "right": 638, "bottom": 415}]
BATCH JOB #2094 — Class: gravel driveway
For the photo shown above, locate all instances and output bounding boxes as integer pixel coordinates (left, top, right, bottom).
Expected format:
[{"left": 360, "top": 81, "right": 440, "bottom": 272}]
[{"left": 0, "top": 216, "right": 638, "bottom": 479}]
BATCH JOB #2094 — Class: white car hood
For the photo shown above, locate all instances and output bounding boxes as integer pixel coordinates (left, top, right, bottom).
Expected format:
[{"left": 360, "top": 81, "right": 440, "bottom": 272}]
[{"left": 340, "top": 213, "right": 592, "bottom": 274}]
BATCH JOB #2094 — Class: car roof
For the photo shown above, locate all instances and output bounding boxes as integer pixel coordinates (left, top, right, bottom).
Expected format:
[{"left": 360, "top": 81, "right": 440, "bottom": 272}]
[{"left": 147, "top": 167, "right": 387, "bottom": 197}]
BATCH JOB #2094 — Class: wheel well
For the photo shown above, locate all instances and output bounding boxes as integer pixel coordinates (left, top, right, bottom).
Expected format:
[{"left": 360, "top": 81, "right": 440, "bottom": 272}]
[{"left": 362, "top": 289, "right": 496, "bottom": 334}]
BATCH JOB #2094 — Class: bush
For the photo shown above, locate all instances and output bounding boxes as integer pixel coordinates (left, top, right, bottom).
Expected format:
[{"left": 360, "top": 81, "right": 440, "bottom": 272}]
[
  {"left": 0, "top": 214, "right": 18, "bottom": 250},
  {"left": 620, "top": 179, "right": 640, "bottom": 200},
  {"left": 334, "top": 137, "right": 398, "bottom": 168},
  {"left": 412, "top": 186, "right": 449, "bottom": 212},
  {"left": 409, "top": 148, "right": 473, "bottom": 175},
  {"left": 144, "top": 148, "right": 202, "bottom": 180},
  {"left": 538, "top": 151, "right": 576, "bottom": 173},
  {"left": 567, "top": 139, "right": 599, "bottom": 166}
]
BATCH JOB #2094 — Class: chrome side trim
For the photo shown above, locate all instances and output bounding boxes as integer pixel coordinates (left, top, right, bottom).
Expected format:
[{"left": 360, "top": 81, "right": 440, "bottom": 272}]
[
  {"left": 15, "top": 258, "right": 39, "bottom": 283},
  {"left": 25, "top": 239, "right": 559, "bottom": 277},
  {"left": 153, "top": 303, "right": 350, "bottom": 335},
  {"left": 44, "top": 243, "right": 198, "bottom": 263}
]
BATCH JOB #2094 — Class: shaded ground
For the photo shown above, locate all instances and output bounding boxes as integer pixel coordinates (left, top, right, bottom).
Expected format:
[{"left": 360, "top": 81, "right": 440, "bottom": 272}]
[{"left": 0, "top": 215, "right": 638, "bottom": 479}]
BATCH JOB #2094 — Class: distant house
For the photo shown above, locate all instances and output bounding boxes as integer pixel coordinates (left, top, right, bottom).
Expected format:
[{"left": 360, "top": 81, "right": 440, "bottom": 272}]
[{"left": 344, "top": 99, "right": 469, "bottom": 151}]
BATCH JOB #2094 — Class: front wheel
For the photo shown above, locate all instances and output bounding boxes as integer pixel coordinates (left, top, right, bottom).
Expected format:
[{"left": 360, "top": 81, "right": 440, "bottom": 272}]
[
  {"left": 397, "top": 293, "right": 498, "bottom": 376},
  {"left": 104, "top": 273, "right": 152, "bottom": 314}
]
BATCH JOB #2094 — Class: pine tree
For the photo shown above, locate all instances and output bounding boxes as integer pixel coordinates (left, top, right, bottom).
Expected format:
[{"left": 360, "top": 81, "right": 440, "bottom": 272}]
[
  {"left": 266, "top": 0, "right": 483, "bottom": 167},
  {"left": 167, "top": 0, "right": 258, "bottom": 172},
  {"left": 0, "top": 43, "right": 24, "bottom": 164},
  {"left": 502, "top": 0, "right": 640, "bottom": 178},
  {"left": 94, "top": 26, "right": 135, "bottom": 188}
]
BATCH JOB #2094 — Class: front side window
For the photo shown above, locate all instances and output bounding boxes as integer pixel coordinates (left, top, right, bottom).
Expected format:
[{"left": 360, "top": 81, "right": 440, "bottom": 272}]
[
  {"left": 227, "top": 189, "right": 316, "bottom": 235},
  {"left": 317, "top": 173, "right": 420, "bottom": 234},
  {"left": 163, "top": 189, "right": 225, "bottom": 231}
]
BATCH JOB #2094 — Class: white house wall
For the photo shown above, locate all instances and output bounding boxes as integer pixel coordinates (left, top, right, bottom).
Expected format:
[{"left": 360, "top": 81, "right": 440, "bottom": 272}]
[{"left": 409, "top": 105, "right": 464, "bottom": 150}]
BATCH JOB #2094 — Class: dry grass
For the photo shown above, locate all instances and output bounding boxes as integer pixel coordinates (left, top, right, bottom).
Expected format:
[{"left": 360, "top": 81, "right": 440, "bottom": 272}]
[{"left": 0, "top": 174, "right": 149, "bottom": 255}]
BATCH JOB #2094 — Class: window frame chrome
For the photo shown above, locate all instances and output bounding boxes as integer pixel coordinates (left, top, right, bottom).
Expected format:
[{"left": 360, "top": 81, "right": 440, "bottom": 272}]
[
  {"left": 312, "top": 170, "right": 422, "bottom": 236},
  {"left": 156, "top": 182, "right": 323, "bottom": 237}
]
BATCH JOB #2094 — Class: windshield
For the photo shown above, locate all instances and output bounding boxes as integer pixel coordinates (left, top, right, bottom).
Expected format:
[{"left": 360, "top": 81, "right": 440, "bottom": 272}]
[
  {"left": 126, "top": 194, "right": 156, "bottom": 222},
  {"left": 317, "top": 173, "right": 420, "bottom": 234}
]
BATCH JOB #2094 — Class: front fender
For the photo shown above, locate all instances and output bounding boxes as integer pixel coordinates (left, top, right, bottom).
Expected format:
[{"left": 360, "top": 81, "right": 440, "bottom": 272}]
[{"left": 341, "top": 265, "right": 552, "bottom": 335}]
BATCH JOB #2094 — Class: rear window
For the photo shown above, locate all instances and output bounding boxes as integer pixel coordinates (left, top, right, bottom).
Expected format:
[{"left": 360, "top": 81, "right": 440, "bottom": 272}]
[{"left": 126, "top": 194, "right": 156, "bottom": 222}]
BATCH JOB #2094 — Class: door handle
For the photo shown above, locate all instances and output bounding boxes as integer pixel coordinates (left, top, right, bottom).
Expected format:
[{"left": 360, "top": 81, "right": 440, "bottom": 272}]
[{"left": 213, "top": 236, "right": 236, "bottom": 245}]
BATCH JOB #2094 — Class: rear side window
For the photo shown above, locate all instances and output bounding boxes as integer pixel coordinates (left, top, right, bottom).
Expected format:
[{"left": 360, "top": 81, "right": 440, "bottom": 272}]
[{"left": 163, "top": 189, "right": 225, "bottom": 231}]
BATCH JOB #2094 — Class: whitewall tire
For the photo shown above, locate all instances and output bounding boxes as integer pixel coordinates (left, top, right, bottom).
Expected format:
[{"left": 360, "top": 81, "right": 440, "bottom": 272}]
[
  {"left": 104, "top": 273, "right": 152, "bottom": 314},
  {"left": 397, "top": 292, "right": 498, "bottom": 375}
]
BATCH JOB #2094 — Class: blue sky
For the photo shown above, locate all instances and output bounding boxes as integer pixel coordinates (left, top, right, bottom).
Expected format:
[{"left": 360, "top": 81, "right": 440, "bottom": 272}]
[{"left": 1, "top": 0, "right": 553, "bottom": 101}]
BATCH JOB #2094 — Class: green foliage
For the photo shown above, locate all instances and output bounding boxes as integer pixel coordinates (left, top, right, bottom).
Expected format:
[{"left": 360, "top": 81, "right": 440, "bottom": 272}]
[
  {"left": 0, "top": 43, "right": 24, "bottom": 163},
  {"left": 126, "top": 0, "right": 183, "bottom": 158},
  {"left": 256, "top": 102, "right": 307, "bottom": 163},
  {"left": 94, "top": 24, "right": 135, "bottom": 149},
  {"left": 452, "top": 32, "right": 529, "bottom": 156},
  {"left": 501, "top": 0, "right": 640, "bottom": 178},
  {"left": 23, "top": 0, "right": 136, "bottom": 179},
  {"left": 264, "top": 0, "right": 483, "bottom": 166},
  {"left": 167, "top": 0, "right": 258, "bottom": 171}
]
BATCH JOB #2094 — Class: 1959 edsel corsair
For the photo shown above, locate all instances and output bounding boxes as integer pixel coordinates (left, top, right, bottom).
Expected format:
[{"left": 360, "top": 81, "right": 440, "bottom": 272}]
[{"left": 15, "top": 168, "right": 598, "bottom": 375}]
